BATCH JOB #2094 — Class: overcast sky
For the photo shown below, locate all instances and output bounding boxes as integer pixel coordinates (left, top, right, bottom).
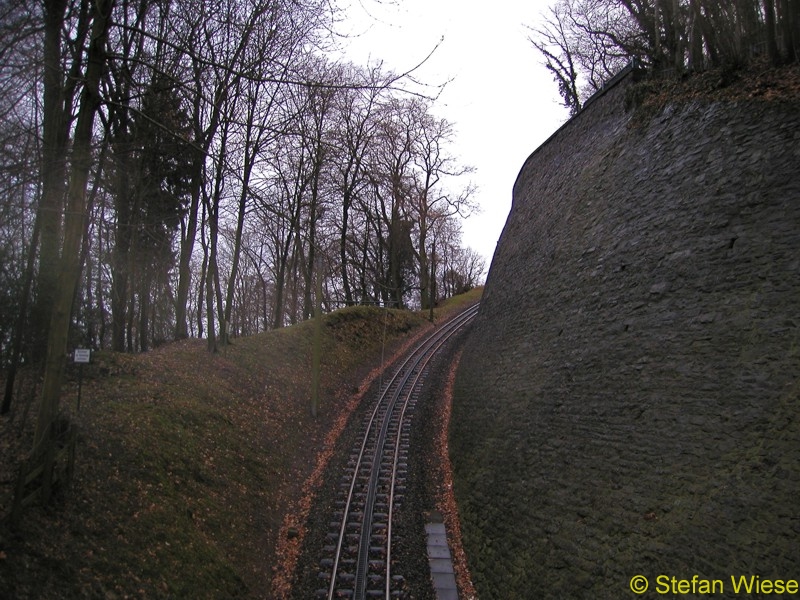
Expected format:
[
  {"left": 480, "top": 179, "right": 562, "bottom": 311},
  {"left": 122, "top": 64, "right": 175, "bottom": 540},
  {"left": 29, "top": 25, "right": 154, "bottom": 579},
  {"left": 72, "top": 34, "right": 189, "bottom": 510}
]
[{"left": 334, "top": 0, "right": 570, "bottom": 273}]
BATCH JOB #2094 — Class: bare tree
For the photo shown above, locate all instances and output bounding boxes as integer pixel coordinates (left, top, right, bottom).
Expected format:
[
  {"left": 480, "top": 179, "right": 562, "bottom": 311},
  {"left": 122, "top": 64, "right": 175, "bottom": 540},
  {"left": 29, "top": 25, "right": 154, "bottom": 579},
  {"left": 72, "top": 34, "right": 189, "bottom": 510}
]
[
  {"left": 328, "top": 65, "right": 383, "bottom": 306},
  {"left": 2, "top": 0, "right": 482, "bottom": 425},
  {"left": 529, "top": 2, "right": 584, "bottom": 113},
  {"left": 530, "top": 0, "right": 640, "bottom": 113},
  {"left": 0, "top": 2, "right": 42, "bottom": 413},
  {"left": 35, "top": 0, "right": 115, "bottom": 450},
  {"left": 410, "top": 104, "right": 476, "bottom": 310},
  {"left": 530, "top": 0, "right": 800, "bottom": 114}
]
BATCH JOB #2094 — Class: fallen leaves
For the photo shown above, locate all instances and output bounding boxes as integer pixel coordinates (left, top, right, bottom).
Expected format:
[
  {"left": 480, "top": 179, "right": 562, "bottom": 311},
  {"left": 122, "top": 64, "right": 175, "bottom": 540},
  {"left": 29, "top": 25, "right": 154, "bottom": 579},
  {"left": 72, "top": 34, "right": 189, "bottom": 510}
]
[
  {"left": 0, "top": 293, "right": 484, "bottom": 599},
  {"left": 269, "top": 311, "right": 445, "bottom": 599},
  {"left": 433, "top": 349, "right": 479, "bottom": 600}
]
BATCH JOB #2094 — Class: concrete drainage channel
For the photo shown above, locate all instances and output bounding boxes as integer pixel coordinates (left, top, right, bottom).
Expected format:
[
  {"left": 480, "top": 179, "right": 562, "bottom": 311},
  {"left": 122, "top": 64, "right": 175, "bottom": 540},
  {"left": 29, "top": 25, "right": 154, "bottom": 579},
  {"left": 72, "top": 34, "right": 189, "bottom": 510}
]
[{"left": 425, "top": 511, "right": 458, "bottom": 600}]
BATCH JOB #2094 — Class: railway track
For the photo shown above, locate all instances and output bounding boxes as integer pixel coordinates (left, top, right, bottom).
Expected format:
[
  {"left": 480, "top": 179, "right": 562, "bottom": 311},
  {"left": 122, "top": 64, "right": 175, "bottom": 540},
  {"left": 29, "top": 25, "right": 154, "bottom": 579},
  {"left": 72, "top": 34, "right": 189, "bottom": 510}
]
[{"left": 317, "top": 303, "right": 479, "bottom": 599}]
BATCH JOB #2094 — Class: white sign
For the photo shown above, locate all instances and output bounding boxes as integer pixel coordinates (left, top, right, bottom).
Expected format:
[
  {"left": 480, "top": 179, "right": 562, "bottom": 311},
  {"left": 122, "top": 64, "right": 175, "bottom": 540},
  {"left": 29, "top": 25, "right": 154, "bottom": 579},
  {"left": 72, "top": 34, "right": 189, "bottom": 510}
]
[{"left": 74, "top": 348, "right": 91, "bottom": 364}]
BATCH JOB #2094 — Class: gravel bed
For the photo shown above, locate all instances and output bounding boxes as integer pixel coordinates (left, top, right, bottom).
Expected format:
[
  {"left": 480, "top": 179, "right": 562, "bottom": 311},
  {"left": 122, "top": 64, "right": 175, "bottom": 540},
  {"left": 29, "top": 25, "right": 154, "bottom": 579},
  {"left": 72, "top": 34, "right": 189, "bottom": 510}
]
[{"left": 290, "top": 328, "right": 471, "bottom": 599}]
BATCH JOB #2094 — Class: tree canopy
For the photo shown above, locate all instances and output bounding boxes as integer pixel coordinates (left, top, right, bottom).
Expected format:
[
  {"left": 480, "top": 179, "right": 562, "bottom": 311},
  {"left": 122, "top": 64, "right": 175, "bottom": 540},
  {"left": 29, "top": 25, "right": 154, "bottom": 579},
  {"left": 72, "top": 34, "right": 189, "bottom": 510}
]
[
  {"left": 530, "top": 0, "right": 800, "bottom": 113},
  {"left": 0, "top": 0, "right": 485, "bottom": 444}
]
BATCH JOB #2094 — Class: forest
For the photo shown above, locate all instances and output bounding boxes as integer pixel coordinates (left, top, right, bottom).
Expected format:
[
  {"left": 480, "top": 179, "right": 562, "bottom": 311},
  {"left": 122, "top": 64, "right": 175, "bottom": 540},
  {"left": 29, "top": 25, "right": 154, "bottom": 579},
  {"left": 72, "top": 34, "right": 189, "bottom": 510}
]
[
  {"left": 530, "top": 0, "right": 800, "bottom": 113},
  {"left": 0, "top": 0, "right": 486, "bottom": 441}
]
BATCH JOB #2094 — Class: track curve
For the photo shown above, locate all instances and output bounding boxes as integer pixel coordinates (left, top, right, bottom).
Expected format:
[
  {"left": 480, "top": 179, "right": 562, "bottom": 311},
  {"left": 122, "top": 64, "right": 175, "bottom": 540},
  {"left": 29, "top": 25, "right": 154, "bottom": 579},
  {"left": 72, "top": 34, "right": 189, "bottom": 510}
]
[{"left": 317, "top": 303, "right": 479, "bottom": 599}]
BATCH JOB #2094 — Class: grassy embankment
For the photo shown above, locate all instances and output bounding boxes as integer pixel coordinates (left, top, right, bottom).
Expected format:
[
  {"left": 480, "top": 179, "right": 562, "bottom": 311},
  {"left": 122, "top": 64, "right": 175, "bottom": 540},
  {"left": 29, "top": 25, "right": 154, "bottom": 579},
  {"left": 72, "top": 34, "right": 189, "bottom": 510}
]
[{"left": 0, "top": 288, "right": 482, "bottom": 599}]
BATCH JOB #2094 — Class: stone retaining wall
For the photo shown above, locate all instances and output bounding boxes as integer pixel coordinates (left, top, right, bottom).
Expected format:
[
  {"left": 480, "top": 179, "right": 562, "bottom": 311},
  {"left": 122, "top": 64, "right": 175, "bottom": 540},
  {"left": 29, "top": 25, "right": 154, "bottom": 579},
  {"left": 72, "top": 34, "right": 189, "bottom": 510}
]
[{"left": 451, "top": 73, "right": 800, "bottom": 598}]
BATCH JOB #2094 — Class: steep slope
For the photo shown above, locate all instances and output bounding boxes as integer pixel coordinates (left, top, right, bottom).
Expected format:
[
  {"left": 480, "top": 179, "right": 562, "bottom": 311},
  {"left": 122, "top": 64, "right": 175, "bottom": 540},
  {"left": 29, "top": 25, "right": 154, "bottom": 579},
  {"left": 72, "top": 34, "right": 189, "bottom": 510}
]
[
  {"left": 452, "top": 66, "right": 800, "bottom": 598},
  {"left": 1, "top": 295, "right": 483, "bottom": 599}
]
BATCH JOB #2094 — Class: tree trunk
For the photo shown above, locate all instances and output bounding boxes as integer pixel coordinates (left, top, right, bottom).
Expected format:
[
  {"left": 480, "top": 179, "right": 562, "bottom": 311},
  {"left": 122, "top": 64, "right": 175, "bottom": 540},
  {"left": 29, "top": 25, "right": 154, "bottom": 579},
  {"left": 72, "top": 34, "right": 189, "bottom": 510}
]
[
  {"left": 303, "top": 241, "right": 315, "bottom": 320},
  {"left": 138, "top": 263, "right": 151, "bottom": 353},
  {"left": 2, "top": 202, "right": 42, "bottom": 414},
  {"left": 688, "top": 0, "right": 704, "bottom": 70},
  {"left": 110, "top": 178, "right": 133, "bottom": 351},
  {"left": 34, "top": 0, "right": 114, "bottom": 451},
  {"left": 673, "top": 0, "right": 683, "bottom": 71},
  {"left": 418, "top": 207, "right": 429, "bottom": 310},
  {"left": 765, "top": 0, "right": 779, "bottom": 63},
  {"left": 205, "top": 193, "right": 220, "bottom": 353},
  {"left": 197, "top": 224, "right": 207, "bottom": 340},
  {"left": 175, "top": 62, "right": 226, "bottom": 342},
  {"left": 203, "top": 112, "right": 231, "bottom": 351},
  {"left": 32, "top": 0, "right": 70, "bottom": 361},
  {"left": 174, "top": 156, "right": 202, "bottom": 340},
  {"left": 654, "top": 0, "right": 662, "bottom": 64},
  {"left": 272, "top": 196, "right": 302, "bottom": 328},
  {"left": 222, "top": 111, "right": 258, "bottom": 343},
  {"left": 779, "top": 0, "right": 798, "bottom": 61},
  {"left": 340, "top": 194, "right": 353, "bottom": 305},
  {"left": 205, "top": 249, "right": 217, "bottom": 353}
]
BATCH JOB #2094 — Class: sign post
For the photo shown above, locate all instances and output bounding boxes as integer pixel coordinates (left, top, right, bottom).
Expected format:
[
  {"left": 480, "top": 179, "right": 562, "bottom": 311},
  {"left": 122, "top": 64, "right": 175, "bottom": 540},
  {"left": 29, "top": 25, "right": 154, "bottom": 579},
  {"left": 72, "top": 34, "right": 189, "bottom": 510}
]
[
  {"left": 73, "top": 348, "right": 91, "bottom": 411},
  {"left": 311, "top": 257, "right": 322, "bottom": 418}
]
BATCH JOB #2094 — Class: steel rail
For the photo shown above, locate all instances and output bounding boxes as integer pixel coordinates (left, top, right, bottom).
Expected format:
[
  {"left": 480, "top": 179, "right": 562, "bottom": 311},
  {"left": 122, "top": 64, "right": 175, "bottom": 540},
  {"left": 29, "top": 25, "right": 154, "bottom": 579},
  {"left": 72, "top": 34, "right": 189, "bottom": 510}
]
[
  {"left": 325, "top": 303, "right": 479, "bottom": 599},
  {"left": 384, "top": 307, "right": 477, "bottom": 597}
]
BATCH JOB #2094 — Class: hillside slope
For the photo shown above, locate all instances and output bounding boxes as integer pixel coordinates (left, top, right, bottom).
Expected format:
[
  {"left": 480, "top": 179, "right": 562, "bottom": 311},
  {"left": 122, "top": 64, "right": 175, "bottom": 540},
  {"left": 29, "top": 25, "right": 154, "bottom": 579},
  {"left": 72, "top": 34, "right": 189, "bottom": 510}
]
[
  {"left": 0, "top": 292, "right": 481, "bottom": 598},
  {"left": 452, "top": 64, "right": 800, "bottom": 598}
]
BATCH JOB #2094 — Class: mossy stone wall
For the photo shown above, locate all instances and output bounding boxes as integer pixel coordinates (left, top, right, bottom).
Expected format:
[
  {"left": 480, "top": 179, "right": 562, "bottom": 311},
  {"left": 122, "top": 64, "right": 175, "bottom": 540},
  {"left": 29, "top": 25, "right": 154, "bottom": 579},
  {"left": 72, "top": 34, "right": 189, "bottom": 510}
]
[{"left": 452, "top": 74, "right": 800, "bottom": 598}]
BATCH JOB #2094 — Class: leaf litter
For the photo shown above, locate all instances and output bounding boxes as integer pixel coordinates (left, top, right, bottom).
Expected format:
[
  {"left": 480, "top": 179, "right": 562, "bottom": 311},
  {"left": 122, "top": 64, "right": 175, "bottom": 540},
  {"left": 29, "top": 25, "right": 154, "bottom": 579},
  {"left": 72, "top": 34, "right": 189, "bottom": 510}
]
[{"left": 0, "top": 302, "right": 467, "bottom": 598}]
